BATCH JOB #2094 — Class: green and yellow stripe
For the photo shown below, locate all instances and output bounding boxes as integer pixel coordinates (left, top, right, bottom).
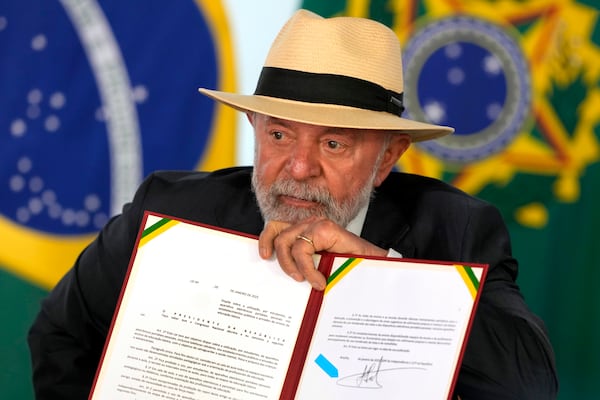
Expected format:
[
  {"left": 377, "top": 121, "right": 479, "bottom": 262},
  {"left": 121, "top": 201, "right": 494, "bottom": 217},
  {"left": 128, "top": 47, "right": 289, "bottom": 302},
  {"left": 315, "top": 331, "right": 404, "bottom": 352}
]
[
  {"left": 139, "top": 218, "right": 180, "bottom": 247},
  {"left": 324, "top": 257, "right": 363, "bottom": 295},
  {"left": 454, "top": 265, "right": 480, "bottom": 300}
]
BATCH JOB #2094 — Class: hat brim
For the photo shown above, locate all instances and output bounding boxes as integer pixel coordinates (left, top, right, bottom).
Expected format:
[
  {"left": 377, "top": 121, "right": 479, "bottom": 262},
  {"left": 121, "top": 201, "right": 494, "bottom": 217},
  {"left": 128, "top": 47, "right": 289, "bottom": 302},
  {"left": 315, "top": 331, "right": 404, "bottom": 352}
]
[{"left": 199, "top": 88, "right": 453, "bottom": 142}]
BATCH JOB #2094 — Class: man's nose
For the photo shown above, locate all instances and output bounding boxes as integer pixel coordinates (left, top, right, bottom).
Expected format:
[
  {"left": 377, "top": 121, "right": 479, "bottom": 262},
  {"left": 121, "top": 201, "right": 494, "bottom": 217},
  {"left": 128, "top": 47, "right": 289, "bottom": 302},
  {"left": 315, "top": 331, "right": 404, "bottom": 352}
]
[{"left": 286, "top": 143, "right": 321, "bottom": 180}]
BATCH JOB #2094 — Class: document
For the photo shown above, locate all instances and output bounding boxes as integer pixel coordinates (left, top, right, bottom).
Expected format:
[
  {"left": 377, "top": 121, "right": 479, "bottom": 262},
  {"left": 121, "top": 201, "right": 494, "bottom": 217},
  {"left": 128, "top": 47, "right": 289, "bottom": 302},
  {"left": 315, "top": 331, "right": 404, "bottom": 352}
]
[{"left": 89, "top": 211, "right": 487, "bottom": 400}]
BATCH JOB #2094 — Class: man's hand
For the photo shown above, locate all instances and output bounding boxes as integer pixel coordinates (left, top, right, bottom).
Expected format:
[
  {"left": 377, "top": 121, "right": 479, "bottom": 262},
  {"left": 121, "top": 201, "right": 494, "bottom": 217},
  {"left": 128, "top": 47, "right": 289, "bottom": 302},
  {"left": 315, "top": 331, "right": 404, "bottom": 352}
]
[{"left": 258, "top": 217, "right": 387, "bottom": 290}]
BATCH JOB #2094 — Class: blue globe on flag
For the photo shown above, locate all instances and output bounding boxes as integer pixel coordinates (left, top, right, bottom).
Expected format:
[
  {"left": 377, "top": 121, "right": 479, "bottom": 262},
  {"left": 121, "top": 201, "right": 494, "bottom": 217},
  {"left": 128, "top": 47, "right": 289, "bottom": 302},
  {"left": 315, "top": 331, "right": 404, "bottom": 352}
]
[{"left": 0, "top": 0, "right": 234, "bottom": 287}]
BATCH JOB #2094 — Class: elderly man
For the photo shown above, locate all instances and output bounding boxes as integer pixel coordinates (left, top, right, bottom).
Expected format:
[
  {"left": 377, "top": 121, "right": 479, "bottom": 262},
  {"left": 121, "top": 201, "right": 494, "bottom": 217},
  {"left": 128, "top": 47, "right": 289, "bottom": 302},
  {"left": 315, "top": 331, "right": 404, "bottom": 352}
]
[{"left": 28, "top": 9, "right": 557, "bottom": 399}]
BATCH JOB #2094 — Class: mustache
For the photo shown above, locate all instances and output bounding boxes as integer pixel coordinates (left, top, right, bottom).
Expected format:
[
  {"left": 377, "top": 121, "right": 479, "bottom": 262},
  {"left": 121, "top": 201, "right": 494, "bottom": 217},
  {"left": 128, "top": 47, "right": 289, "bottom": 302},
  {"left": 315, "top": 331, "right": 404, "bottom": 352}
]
[{"left": 269, "top": 178, "right": 334, "bottom": 205}]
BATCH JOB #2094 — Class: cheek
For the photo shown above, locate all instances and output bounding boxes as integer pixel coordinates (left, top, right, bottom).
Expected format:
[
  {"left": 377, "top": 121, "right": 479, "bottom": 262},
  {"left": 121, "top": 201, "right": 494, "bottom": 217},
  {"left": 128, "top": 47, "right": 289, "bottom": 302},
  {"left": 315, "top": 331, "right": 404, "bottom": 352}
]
[
  {"left": 254, "top": 148, "right": 285, "bottom": 183},
  {"left": 322, "top": 162, "right": 371, "bottom": 200}
]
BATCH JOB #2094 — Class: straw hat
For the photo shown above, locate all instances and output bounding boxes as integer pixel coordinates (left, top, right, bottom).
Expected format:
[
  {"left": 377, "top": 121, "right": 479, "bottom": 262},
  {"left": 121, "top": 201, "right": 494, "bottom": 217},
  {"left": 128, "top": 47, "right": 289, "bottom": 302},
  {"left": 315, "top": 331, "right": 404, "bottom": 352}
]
[{"left": 199, "top": 9, "right": 453, "bottom": 142}]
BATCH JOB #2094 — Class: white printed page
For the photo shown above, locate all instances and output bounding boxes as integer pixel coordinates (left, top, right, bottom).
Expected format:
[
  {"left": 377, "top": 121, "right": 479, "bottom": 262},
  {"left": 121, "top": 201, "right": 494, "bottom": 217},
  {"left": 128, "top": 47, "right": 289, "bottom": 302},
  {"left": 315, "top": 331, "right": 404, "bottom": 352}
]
[
  {"left": 294, "top": 256, "right": 484, "bottom": 400},
  {"left": 90, "top": 213, "right": 316, "bottom": 400}
]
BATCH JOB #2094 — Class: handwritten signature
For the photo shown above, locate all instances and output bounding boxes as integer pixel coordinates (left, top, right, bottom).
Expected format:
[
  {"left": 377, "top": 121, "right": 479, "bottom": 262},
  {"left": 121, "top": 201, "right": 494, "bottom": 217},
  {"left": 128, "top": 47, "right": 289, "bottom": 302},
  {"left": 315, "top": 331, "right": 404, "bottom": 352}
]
[{"left": 336, "top": 357, "right": 427, "bottom": 389}]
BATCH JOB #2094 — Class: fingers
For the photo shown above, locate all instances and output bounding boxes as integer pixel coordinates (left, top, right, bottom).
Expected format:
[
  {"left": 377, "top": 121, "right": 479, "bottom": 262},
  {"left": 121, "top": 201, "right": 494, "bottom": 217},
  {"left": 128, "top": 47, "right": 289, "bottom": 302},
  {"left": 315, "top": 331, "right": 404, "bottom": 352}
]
[
  {"left": 259, "top": 217, "right": 389, "bottom": 291},
  {"left": 290, "top": 236, "right": 326, "bottom": 290},
  {"left": 258, "top": 220, "right": 290, "bottom": 259},
  {"left": 276, "top": 219, "right": 328, "bottom": 290},
  {"left": 259, "top": 218, "right": 327, "bottom": 290}
]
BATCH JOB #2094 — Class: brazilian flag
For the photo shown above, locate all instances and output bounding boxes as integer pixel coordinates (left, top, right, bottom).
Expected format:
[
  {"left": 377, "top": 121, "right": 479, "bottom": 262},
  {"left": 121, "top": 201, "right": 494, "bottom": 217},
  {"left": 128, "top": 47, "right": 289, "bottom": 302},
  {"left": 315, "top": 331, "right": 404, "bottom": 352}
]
[
  {"left": 302, "top": 0, "right": 600, "bottom": 398},
  {"left": 0, "top": 0, "right": 236, "bottom": 397},
  {"left": 2, "top": 0, "right": 599, "bottom": 399}
]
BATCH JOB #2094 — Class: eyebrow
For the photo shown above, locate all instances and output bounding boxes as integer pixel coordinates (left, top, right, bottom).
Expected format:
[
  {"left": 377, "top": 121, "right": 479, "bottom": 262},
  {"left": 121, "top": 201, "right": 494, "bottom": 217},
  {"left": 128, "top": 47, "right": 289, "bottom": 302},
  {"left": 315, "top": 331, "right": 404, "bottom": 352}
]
[{"left": 264, "top": 116, "right": 292, "bottom": 128}]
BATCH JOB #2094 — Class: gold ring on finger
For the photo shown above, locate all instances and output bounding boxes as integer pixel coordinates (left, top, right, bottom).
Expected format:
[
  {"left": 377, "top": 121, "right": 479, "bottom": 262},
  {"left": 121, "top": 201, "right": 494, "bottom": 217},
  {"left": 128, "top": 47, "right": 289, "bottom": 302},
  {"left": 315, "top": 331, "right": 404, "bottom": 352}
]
[{"left": 296, "top": 234, "right": 314, "bottom": 248}]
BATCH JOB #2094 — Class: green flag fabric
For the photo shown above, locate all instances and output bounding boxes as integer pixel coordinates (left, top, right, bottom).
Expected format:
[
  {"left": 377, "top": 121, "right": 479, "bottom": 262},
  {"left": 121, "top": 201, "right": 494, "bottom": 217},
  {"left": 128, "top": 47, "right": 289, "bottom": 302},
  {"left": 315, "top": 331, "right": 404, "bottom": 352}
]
[{"left": 0, "top": 269, "right": 46, "bottom": 399}]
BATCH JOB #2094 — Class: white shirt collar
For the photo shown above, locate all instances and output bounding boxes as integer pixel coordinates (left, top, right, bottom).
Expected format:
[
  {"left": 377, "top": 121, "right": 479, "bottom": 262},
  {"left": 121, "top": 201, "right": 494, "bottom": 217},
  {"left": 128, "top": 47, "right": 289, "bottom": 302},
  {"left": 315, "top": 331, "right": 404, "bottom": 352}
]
[{"left": 345, "top": 203, "right": 369, "bottom": 236}]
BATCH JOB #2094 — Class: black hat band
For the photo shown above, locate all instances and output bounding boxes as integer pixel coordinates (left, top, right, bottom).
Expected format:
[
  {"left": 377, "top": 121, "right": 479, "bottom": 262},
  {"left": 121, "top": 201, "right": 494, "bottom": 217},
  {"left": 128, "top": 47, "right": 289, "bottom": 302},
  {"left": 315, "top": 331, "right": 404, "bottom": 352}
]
[{"left": 254, "top": 67, "right": 404, "bottom": 117}]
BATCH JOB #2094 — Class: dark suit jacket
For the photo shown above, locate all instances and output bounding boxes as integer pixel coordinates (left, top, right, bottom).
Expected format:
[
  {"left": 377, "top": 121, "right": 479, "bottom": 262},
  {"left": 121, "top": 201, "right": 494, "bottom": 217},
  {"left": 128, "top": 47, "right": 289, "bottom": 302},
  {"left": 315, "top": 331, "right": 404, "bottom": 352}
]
[{"left": 28, "top": 167, "right": 558, "bottom": 399}]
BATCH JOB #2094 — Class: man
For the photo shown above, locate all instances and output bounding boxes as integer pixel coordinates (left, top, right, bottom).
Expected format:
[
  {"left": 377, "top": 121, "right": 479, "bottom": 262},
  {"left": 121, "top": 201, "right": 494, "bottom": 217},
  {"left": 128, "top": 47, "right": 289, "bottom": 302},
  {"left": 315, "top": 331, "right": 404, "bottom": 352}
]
[{"left": 28, "top": 9, "right": 558, "bottom": 399}]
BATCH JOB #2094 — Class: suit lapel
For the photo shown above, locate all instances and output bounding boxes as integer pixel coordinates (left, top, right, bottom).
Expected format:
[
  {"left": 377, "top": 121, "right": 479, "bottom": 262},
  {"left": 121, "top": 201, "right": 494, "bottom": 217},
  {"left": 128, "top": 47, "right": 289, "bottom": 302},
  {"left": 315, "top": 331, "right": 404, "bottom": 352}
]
[
  {"left": 210, "top": 177, "right": 264, "bottom": 236},
  {"left": 219, "top": 205, "right": 264, "bottom": 236},
  {"left": 361, "top": 190, "right": 416, "bottom": 258}
]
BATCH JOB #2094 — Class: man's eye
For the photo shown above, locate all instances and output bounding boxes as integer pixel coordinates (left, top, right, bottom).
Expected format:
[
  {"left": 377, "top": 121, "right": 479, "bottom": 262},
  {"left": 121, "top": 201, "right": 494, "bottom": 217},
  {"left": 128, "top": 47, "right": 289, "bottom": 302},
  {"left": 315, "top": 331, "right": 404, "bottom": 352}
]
[
  {"left": 272, "top": 131, "right": 284, "bottom": 140},
  {"left": 326, "top": 140, "right": 341, "bottom": 150}
]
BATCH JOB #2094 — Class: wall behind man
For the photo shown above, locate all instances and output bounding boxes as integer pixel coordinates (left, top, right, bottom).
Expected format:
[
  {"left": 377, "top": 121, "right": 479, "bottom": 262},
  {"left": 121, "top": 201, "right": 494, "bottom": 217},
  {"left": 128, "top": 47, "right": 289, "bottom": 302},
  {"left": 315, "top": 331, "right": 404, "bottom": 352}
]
[{"left": 1, "top": 0, "right": 598, "bottom": 398}]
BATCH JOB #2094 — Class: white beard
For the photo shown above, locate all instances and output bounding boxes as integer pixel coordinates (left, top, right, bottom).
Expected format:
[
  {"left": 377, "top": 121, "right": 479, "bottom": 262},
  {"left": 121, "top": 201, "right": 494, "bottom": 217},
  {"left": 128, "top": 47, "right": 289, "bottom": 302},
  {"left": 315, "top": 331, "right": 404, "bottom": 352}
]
[{"left": 251, "top": 160, "right": 380, "bottom": 227}]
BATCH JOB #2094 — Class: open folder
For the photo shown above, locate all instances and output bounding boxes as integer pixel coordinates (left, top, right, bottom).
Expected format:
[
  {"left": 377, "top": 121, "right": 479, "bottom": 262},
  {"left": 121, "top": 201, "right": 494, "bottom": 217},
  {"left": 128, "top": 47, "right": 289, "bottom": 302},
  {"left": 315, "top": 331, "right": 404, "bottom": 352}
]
[{"left": 89, "top": 211, "right": 487, "bottom": 400}]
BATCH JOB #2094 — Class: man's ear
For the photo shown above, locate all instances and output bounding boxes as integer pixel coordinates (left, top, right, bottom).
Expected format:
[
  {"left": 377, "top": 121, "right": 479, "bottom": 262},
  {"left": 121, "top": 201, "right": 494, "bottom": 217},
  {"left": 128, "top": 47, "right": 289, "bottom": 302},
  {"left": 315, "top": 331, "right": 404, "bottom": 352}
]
[
  {"left": 246, "top": 112, "right": 255, "bottom": 125},
  {"left": 374, "top": 134, "right": 411, "bottom": 187}
]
